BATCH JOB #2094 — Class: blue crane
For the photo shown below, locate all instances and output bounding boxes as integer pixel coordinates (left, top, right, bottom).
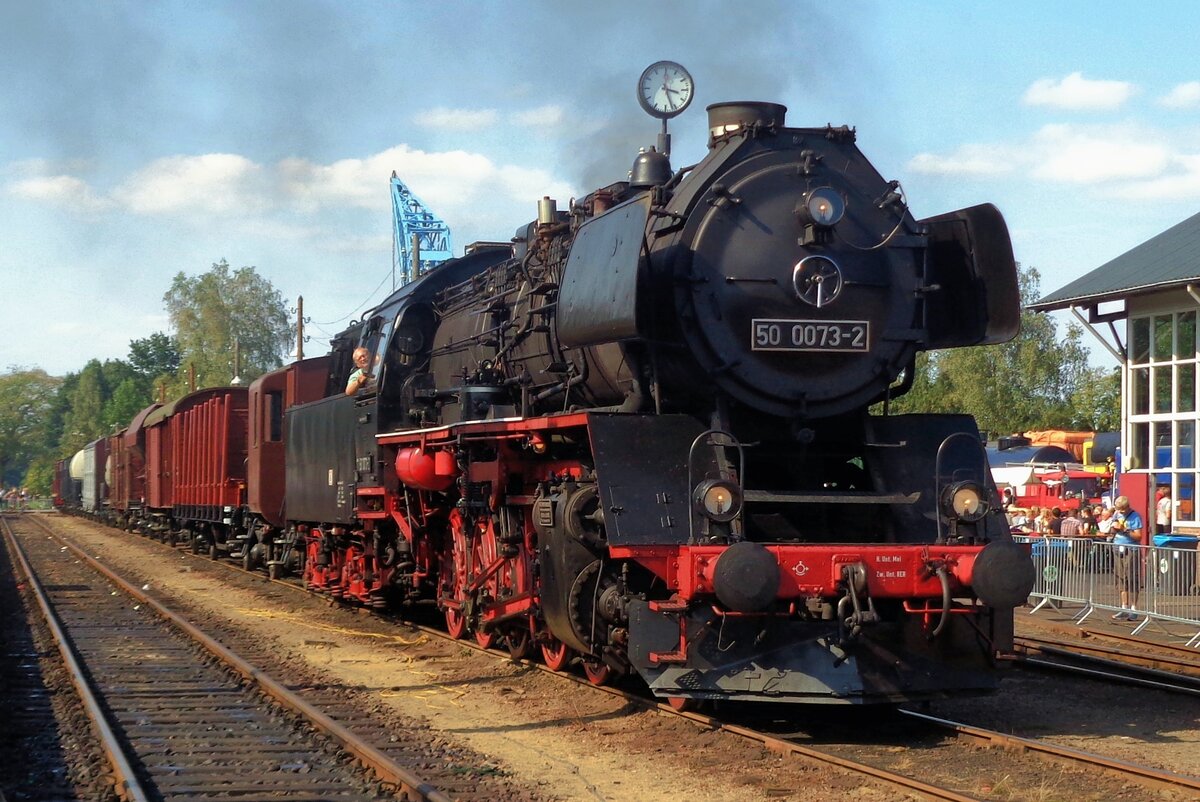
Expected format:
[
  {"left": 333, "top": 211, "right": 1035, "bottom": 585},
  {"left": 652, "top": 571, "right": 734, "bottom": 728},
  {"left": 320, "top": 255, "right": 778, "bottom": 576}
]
[{"left": 391, "top": 171, "right": 452, "bottom": 286}]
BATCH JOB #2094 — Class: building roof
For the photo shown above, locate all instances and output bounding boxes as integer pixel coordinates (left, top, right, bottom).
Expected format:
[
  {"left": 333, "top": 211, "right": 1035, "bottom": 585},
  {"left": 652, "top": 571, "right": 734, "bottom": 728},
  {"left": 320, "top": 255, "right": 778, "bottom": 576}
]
[{"left": 1031, "top": 209, "right": 1200, "bottom": 312}]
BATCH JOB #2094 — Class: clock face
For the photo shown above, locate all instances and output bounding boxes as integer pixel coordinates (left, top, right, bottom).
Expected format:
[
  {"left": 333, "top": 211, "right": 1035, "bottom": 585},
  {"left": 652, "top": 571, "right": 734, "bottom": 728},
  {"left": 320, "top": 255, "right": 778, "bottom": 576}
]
[{"left": 638, "top": 61, "right": 694, "bottom": 119}]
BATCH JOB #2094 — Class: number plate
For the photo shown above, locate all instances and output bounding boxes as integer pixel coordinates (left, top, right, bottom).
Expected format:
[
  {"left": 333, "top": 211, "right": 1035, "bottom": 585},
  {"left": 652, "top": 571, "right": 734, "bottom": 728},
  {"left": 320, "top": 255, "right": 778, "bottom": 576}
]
[{"left": 751, "top": 319, "right": 869, "bottom": 352}]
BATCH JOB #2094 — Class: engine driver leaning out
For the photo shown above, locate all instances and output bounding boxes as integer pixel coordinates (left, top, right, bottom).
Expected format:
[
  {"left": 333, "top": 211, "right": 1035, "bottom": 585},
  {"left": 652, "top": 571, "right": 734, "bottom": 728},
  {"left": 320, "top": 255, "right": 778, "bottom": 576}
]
[{"left": 346, "top": 347, "right": 374, "bottom": 395}]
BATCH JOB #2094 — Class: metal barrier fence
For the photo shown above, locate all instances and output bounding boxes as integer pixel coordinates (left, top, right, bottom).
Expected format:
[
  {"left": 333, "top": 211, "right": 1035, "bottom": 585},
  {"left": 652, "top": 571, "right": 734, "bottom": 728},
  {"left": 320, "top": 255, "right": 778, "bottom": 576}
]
[
  {"left": 0, "top": 496, "right": 51, "bottom": 512},
  {"left": 1015, "top": 535, "right": 1200, "bottom": 646}
]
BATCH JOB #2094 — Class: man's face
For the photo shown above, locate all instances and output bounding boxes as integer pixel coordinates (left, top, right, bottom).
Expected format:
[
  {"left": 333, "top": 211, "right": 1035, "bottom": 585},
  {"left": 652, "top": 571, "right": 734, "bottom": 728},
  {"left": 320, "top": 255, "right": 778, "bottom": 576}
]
[{"left": 354, "top": 350, "right": 369, "bottom": 368}]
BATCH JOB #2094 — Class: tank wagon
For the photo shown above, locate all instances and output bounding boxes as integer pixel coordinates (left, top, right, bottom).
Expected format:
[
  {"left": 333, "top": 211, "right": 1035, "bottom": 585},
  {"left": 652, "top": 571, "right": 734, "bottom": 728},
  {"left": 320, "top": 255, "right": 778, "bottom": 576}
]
[{"left": 80, "top": 438, "right": 108, "bottom": 516}]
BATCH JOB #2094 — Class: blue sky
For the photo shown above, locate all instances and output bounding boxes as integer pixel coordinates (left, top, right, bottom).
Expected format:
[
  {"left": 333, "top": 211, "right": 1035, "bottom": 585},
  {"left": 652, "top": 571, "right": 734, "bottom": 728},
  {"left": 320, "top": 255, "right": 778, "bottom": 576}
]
[{"left": 4, "top": 1, "right": 1200, "bottom": 375}]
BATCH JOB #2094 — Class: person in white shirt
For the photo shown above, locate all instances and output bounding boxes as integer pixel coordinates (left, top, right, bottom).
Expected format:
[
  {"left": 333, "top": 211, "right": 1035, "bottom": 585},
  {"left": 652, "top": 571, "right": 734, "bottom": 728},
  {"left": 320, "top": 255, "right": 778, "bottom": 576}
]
[{"left": 1156, "top": 488, "right": 1172, "bottom": 535}]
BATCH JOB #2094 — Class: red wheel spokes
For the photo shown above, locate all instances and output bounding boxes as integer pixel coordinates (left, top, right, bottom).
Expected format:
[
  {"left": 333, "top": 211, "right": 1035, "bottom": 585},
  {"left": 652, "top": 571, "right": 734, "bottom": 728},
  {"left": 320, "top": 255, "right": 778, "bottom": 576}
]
[
  {"left": 541, "top": 638, "right": 574, "bottom": 672},
  {"left": 443, "top": 510, "right": 469, "bottom": 639},
  {"left": 582, "top": 658, "right": 612, "bottom": 686},
  {"left": 505, "top": 624, "right": 532, "bottom": 660},
  {"left": 473, "top": 517, "right": 499, "bottom": 649}
]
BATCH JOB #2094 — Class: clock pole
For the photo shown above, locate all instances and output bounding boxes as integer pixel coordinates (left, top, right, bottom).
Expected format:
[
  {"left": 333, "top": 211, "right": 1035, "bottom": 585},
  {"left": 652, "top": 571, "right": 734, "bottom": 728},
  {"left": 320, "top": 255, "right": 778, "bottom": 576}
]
[{"left": 659, "top": 118, "right": 671, "bottom": 160}]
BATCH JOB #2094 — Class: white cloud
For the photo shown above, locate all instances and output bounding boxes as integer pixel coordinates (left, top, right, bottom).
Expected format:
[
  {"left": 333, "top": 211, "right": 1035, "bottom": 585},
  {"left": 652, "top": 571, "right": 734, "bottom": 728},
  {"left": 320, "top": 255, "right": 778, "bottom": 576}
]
[
  {"left": 1111, "top": 154, "right": 1200, "bottom": 200},
  {"left": 113, "top": 154, "right": 269, "bottom": 215},
  {"left": 413, "top": 107, "right": 499, "bottom": 131},
  {"left": 316, "top": 234, "right": 394, "bottom": 255},
  {"left": 1029, "top": 123, "right": 1168, "bottom": 183},
  {"left": 1159, "top": 81, "right": 1200, "bottom": 109},
  {"left": 1022, "top": 72, "right": 1135, "bottom": 111},
  {"left": 278, "top": 144, "right": 574, "bottom": 224},
  {"left": 6, "top": 143, "right": 576, "bottom": 250},
  {"left": 907, "top": 144, "right": 1014, "bottom": 177},
  {"left": 6, "top": 157, "right": 90, "bottom": 178},
  {"left": 279, "top": 145, "right": 498, "bottom": 211},
  {"left": 511, "top": 104, "right": 565, "bottom": 127},
  {"left": 909, "top": 123, "right": 1172, "bottom": 187},
  {"left": 7, "top": 174, "right": 112, "bottom": 214}
]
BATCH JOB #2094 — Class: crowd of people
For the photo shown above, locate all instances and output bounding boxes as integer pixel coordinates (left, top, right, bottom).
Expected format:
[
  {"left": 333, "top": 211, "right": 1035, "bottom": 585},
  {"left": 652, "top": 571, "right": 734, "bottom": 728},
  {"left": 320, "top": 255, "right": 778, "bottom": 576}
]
[
  {"left": 0, "top": 486, "right": 31, "bottom": 511},
  {"left": 1004, "top": 492, "right": 1149, "bottom": 622}
]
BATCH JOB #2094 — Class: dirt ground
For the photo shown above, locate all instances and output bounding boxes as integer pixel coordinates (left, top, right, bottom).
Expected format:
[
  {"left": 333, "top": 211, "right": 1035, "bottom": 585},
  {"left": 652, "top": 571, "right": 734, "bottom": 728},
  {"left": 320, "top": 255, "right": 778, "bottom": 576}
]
[
  {"left": 38, "top": 514, "right": 1200, "bottom": 801},
  {"left": 950, "top": 608, "right": 1200, "bottom": 779},
  {"left": 47, "top": 516, "right": 910, "bottom": 802}
]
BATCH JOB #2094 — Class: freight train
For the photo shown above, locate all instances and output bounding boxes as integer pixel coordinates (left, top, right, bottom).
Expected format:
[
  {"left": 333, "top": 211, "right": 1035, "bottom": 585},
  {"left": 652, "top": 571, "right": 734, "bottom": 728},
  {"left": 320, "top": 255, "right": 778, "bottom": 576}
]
[{"left": 55, "top": 86, "right": 1035, "bottom": 707}]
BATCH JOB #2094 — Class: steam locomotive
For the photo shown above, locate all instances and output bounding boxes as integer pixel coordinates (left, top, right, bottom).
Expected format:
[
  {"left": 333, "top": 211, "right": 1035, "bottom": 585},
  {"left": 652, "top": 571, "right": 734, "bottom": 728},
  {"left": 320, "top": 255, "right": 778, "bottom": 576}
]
[{"left": 58, "top": 95, "right": 1035, "bottom": 706}]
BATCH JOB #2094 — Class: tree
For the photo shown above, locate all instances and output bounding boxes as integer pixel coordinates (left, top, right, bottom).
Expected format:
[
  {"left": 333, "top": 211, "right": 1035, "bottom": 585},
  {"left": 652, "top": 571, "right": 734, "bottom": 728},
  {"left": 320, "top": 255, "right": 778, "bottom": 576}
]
[
  {"left": 105, "top": 377, "right": 151, "bottom": 432},
  {"left": 60, "top": 360, "right": 110, "bottom": 454},
  {"left": 163, "top": 259, "right": 291, "bottom": 390},
  {"left": 39, "top": 358, "right": 150, "bottom": 469},
  {"left": 0, "top": 368, "right": 62, "bottom": 487},
  {"left": 129, "top": 332, "right": 181, "bottom": 384},
  {"left": 1067, "top": 367, "right": 1121, "bottom": 432},
  {"left": 42, "top": 370, "right": 79, "bottom": 453},
  {"left": 23, "top": 455, "right": 56, "bottom": 496}
]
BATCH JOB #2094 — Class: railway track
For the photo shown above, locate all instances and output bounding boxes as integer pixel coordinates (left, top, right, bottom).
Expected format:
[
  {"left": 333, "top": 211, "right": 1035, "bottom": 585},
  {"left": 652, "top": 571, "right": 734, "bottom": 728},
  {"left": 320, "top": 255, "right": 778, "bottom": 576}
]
[
  {"left": 564, "top": 669, "right": 1200, "bottom": 801},
  {"left": 0, "top": 516, "right": 115, "bottom": 799},
  {"left": 0, "top": 513, "right": 531, "bottom": 802},
  {"left": 19, "top": 514, "right": 989, "bottom": 801},
  {"left": 1016, "top": 631, "right": 1200, "bottom": 689},
  {"left": 31, "top": 511, "right": 1200, "bottom": 802},
  {"left": 896, "top": 708, "right": 1200, "bottom": 795}
]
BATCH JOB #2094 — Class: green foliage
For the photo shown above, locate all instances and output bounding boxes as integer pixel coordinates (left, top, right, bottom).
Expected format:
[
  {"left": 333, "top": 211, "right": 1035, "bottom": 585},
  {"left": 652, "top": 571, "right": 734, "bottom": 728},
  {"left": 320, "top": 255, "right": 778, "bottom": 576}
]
[
  {"left": 128, "top": 332, "right": 181, "bottom": 384},
  {"left": 885, "top": 265, "right": 1105, "bottom": 436},
  {"left": 1067, "top": 367, "right": 1121, "bottom": 431},
  {"left": 105, "top": 377, "right": 151, "bottom": 431},
  {"left": 3, "top": 261, "right": 289, "bottom": 488},
  {"left": 0, "top": 368, "right": 62, "bottom": 487},
  {"left": 163, "top": 259, "right": 291, "bottom": 391},
  {"left": 23, "top": 454, "right": 55, "bottom": 495},
  {"left": 60, "top": 360, "right": 110, "bottom": 453}
]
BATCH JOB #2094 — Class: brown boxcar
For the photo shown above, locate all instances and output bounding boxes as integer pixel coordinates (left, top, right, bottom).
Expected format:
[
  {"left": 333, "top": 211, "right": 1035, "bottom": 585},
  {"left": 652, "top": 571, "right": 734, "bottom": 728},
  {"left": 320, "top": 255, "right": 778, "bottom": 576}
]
[
  {"left": 170, "top": 386, "right": 249, "bottom": 525},
  {"left": 108, "top": 403, "right": 162, "bottom": 528},
  {"left": 143, "top": 398, "right": 179, "bottom": 517},
  {"left": 248, "top": 356, "right": 330, "bottom": 528},
  {"left": 142, "top": 387, "right": 248, "bottom": 552},
  {"left": 242, "top": 356, "right": 331, "bottom": 574}
]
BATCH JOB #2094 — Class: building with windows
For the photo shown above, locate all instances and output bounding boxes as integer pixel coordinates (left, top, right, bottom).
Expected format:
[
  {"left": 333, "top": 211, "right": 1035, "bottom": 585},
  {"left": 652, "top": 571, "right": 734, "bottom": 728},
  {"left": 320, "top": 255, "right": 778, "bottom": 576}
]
[{"left": 1031, "top": 210, "right": 1200, "bottom": 531}]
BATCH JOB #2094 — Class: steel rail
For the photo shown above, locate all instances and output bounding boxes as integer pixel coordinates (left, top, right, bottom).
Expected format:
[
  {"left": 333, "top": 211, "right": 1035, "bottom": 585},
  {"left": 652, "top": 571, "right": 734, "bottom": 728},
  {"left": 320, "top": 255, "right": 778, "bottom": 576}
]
[
  {"left": 1016, "top": 632, "right": 1200, "bottom": 678},
  {"left": 61, "top": 513, "right": 1200, "bottom": 802},
  {"left": 1018, "top": 653, "right": 1200, "bottom": 696},
  {"left": 669, "top": 710, "right": 985, "bottom": 802},
  {"left": 1075, "top": 625, "right": 1200, "bottom": 658},
  {"left": 1, "top": 515, "right": 149, "bottom": 802},
  {"left": 21, "top": 514, "right": 453, "bottom": 802},
  {"left": 52, "top": 514, "right": 984, "bottom": 802},
  {"left": 160, "top": 534, "right": 1200, "bottom": 799},
  {"left": 900, "top": 708, "right": 1200, "bottom": 795},
  {"left": 1015, "top": 639, "right": 1200, "bottom": 696},
  {"left": 495, "top": 654, "right": 986, "bottom": 802}
]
